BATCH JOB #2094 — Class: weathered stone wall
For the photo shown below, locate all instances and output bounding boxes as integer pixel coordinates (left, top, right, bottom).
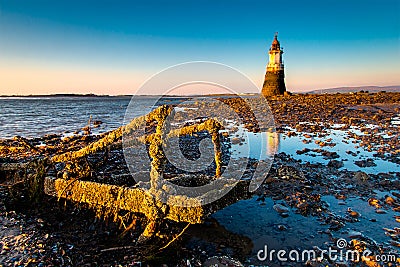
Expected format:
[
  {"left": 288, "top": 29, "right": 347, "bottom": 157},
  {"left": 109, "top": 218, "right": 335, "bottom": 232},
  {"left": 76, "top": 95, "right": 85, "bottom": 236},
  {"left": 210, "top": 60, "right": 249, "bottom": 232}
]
[{"left": 262, "top": 70, "right": 286, "bottom": 97}]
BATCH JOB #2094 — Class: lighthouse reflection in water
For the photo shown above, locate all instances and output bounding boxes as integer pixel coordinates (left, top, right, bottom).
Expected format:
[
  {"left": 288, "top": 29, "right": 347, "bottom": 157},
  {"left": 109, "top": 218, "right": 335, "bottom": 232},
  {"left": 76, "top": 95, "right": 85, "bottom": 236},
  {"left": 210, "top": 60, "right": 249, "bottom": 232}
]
[{"left": 229, "top": 126, "right": 280, "bottom": 168}]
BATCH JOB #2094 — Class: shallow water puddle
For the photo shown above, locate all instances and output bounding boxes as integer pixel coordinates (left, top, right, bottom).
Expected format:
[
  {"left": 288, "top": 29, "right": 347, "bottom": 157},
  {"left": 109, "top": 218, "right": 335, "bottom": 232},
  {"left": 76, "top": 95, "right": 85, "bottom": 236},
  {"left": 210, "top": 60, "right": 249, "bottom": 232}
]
[
  {"left": 212, "top": 196, "right": 331, "bottom": 264},
  {"left": 226, "top": 122, "right": 399, "bottom": 174},
  {"left": 211, "top": 193, "right": 399, "bottom": 264},
  {"left": 322, "top": 195, "right": 398, "bottom": 244},
  {"left": 277, "top": 128, "right": 399, "bottom": 174}
]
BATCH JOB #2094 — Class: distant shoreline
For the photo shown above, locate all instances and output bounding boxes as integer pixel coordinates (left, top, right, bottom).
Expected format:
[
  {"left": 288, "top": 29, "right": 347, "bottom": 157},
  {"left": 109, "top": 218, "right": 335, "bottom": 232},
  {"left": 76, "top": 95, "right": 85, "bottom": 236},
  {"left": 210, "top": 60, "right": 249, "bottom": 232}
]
[
  {"left": 0, "top": 85, "right": 399, "bottom": 97},
  {"left": 0, "top": 93, "right": 256, "bottom": 98},
  {"left": 306, "top": 85, "right": 400, "bottom": 94},
  {"left": 0, "top": 94, "right": 127, "bottom": 98}
]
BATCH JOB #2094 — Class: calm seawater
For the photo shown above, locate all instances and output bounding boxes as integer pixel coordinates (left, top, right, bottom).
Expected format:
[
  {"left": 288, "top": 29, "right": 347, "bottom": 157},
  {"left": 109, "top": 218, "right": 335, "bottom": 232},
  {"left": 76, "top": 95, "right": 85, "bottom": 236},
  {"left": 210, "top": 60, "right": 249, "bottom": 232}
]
[{"left": 0, "top": 96, "right": 156, "bottom": 139}]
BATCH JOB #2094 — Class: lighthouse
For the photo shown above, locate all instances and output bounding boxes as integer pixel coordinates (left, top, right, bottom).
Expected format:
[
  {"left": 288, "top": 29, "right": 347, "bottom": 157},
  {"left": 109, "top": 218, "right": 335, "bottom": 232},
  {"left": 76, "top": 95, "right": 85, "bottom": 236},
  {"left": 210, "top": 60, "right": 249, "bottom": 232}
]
[{"left": 262, "top": 32, "right": 287, "bottom": 97}]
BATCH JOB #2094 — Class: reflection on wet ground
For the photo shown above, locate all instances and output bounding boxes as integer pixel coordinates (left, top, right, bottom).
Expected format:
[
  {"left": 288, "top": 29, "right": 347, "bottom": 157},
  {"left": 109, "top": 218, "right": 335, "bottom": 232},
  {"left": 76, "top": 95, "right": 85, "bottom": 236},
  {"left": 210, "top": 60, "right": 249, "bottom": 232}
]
[
  {"left": 278, "top": 127, "right": 399, "bottom": 174},
  {"left": 206, "top": 121, "right": 400, "bottom": 265}
]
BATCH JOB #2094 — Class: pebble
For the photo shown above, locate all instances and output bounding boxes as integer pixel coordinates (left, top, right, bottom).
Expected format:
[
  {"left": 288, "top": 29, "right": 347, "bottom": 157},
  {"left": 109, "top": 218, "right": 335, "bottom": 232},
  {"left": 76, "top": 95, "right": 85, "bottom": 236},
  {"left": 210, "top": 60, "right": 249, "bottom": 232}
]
[
  {"left": 375, "top": 209, "right": 387, "bottom": 214},
  {"left": 335, "top": 262, "right": 350, "bottom": 267},
  {"left": 354, "top": 159, "right": 377, "bottom": 167},
  {"left": 354, "top": 171, "right": 369, "bottom": 181},
  {"left": 392, "top": 192, "right": 400, "bottom": 198},
  {"left": 347, "top": 208, "right": 360, "bottom": 218},
  {"left": 348, "top": 230, "right": 363, "bottom": 238},
  {"left": 277, "top": 225, "right": 287, "bottom": 231},
  {"left": 368, "top": 198, "right": 381, "bottom": 208},
  {"left": 335, "top": 194, "right": 347, "bottom": 200},
  {"left": 231, "top": 137, "right": 241, "bottom": 144},
  {"left": 385, "top": 196, "right": 396, "bottom": 205},
  {"left": 273, "top": 204, "right": 289, "bottom": 214},
  {"left": 390, "top": 241, "right": 400, "bottom": 248},
  {"left": 327, "top": 160, "right": 344, "bottom": 168}
]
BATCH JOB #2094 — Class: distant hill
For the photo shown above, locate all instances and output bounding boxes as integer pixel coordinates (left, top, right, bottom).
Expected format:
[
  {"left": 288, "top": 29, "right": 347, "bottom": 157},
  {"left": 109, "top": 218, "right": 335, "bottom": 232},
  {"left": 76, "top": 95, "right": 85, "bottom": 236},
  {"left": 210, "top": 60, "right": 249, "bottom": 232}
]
[{"left": 307, "top": 85, "right": 400, "bottom": 94}]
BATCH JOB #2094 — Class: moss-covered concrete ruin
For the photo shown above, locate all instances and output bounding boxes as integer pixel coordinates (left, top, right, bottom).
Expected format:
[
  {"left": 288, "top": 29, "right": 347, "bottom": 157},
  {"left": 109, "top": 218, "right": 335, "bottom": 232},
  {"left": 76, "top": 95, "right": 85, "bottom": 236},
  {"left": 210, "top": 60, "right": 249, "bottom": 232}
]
[{"left": 1, "top": 105, "right": 248, "bottom": 240}]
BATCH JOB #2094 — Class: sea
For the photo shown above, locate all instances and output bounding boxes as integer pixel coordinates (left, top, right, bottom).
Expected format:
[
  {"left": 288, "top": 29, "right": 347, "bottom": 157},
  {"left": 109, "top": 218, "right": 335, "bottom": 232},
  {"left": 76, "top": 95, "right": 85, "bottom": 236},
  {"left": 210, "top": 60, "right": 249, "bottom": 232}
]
[{"left": 0, "top": 96, "right": 164, "bottom": 139}]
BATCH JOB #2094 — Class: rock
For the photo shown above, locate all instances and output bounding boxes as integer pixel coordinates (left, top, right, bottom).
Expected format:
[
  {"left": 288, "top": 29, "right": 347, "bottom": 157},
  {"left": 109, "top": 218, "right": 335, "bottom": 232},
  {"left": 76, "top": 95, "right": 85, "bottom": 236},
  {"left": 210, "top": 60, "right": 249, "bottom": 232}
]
[
  {"left": 296, "top": 148, "right": 310, "bottom": 155},
  {"left": 348, "top": 231, "right": 363, "bottom": 238},
  {"left": 335, "top": 194, "right": 347, "bottom": 200},
  {"left": 204, "top": 256, "right": 243, "bottom": 267},
  {"left": 277, "top": 166, "right": 306, "bottom": 180},
  {"left": 264, "top": 177, "right": 277, "bottom": 184},
  {"left": 221, "top": 132, "right": 229, "bottom": 138},
  {"left": 82, "top": 126, "right": 90, "bottom": 132},
  {"left": 385, "top": 196, "right": 396, "bottom": 205},
  {"left": 392, "top": 192, "right": 400, "bottom": 198},
  {"left": 347, "top": 208, "right": 360, "bottom": 218},
  {"left": 368, "top": 198, "right": 381, "bottom": 208},
  {"left": 284, "top": 91, "right": 292, "bottom": 97},
  {"left": 346, "top": 150, "right": 357, "bottom": 156},
  {"left": 231, "top": 137, "right": 241, "bottom": 145},
  {"left": 354, "top": 171, "right": 369, "bottom": 181},
  {"left": 273, "top": 204, "right": 289, "bottom": 214},
  {"left": 354, "top": 159, "right": 376, "bottom": 167},
  {"left": 280, "top": 212, "right": 289, "bottom": 218},
  {"left": 390, "top": 241, "right": 400, "bottom": 248},
  {"left": 330, "top": 220, "right": 344, "bottom": 230},
  {"left": 277, "top": 224, "right": 287, "bottom": 231},
  {"left": 335, "top": 261, "right": 350, "bottom": 267},
  {"left": 327, "top": 160, "right": 344, "bottom": 168},
  {"left": 375, "top": 209, "right": 387, "bottom": 214},
  {"left": 321, "top": 151, "right": 339, "bottom": 159},
  {"left": 297, "top": 202, "right": 308, "bottom": 209}
]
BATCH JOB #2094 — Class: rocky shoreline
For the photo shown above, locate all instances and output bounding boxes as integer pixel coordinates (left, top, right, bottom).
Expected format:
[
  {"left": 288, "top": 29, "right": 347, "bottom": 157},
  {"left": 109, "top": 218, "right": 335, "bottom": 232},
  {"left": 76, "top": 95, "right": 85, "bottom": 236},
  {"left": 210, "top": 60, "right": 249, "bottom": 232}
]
[{"left": 0, "top": 92, "right": 399, "bottom": 266}]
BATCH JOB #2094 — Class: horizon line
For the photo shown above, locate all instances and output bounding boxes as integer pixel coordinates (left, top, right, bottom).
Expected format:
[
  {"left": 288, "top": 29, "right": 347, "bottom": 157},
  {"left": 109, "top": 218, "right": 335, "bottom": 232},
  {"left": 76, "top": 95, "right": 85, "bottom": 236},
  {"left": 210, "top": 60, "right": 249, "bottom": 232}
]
[{"left": 1, "top": 84, "right": 400, "bottom": 97}]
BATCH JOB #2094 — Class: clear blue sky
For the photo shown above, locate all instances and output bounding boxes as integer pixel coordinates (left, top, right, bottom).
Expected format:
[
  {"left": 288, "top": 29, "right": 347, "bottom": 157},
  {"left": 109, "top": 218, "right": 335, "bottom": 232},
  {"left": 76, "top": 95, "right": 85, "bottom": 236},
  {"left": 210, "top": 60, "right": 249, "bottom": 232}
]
[{"left": 0, "top": 0, "right": 399, "bottom": 95}]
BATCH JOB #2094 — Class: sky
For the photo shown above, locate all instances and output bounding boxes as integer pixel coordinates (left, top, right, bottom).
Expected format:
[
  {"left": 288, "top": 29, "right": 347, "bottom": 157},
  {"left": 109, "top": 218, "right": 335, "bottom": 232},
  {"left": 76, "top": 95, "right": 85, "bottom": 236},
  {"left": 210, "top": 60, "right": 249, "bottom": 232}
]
[{"left": 0, "top": 0, "right": 399, "bottom": 95}]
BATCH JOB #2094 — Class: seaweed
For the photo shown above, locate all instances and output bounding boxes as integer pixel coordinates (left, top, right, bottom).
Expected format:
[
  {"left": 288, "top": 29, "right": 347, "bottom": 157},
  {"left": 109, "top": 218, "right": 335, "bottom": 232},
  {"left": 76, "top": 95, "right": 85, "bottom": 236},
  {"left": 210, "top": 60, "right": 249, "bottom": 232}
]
[{"left": 3, "top": 104, "right": 226, "bottom": 243}]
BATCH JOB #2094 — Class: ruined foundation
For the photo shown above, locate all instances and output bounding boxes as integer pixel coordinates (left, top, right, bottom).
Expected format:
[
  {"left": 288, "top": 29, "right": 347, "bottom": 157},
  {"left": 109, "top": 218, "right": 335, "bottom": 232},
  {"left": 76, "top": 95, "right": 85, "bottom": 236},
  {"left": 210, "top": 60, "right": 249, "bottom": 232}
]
[{"left": 262, "top": 70, "right": 286, "bottom": 97}]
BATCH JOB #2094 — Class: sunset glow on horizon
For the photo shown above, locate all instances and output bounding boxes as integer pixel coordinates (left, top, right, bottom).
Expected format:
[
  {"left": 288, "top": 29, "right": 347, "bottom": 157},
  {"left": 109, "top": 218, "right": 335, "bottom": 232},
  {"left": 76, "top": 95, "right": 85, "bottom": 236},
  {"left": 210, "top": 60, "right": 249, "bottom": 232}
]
[{"left": 0, "top": 0, "right": 399, "bottom": 95}]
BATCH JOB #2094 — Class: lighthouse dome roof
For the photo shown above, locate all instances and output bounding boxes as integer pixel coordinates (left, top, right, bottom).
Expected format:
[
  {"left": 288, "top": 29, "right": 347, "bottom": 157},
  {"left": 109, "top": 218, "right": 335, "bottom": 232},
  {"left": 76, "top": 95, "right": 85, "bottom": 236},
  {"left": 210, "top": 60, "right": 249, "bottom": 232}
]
[{"left": 270, "top": 33, "right": 281, "bottom": 50}]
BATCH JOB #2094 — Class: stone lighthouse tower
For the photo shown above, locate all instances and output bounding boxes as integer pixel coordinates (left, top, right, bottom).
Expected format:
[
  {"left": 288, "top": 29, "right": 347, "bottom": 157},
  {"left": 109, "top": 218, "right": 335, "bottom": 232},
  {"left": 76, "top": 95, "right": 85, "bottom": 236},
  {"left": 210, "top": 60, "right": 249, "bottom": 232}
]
[{"left": 262, "top": 32, "right": 287, "bottom": 97}]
